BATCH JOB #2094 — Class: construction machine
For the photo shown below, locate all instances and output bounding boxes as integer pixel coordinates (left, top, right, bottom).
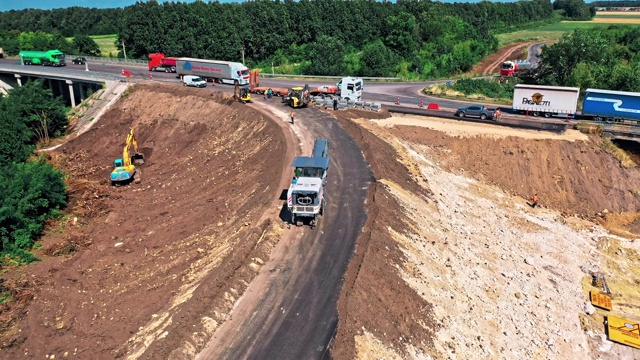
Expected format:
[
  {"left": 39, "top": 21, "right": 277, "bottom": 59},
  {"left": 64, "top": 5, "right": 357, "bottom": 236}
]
[
  {"left": 110, "top": 128, "right": 145, "bottom": 186},
  {"left": 234, "top": 83, "right": 252, "bottom": 103},
  {"left": 287, "top": 85, "right": 311, "bottom": 108}
]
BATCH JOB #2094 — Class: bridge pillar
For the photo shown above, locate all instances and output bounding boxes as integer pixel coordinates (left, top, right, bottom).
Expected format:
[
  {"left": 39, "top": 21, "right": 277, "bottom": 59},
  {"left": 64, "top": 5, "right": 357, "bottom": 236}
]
[
  {"left": 66, "top": 80, "right": 76, "bottom": 107},
  {"left": 14, "top": 74, "right": 22, "bottom": 86}
]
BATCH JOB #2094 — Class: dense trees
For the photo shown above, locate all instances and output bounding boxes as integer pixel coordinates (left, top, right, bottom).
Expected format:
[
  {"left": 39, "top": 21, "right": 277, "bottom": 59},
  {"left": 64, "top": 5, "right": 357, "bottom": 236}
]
[
  {"left": 72, "top": 34, "right": 100, "bottom": 56},
  {"left": 553, "top": 0, "right": 595, "bottom": 20},
  {"left": 0, "top": 0, "right": 556, "bottom": 78},
  {"left": 527, "top": 27, "right": 640, "bottom": 92},
  {"left": 0, "top": 81, "right": 68, "bottom": 263}
]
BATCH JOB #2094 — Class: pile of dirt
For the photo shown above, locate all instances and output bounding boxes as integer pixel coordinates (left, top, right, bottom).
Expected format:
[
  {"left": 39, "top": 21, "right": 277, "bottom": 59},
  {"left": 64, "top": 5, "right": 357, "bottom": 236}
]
[
  {"left": 0, "top": 84, "right": 287, "bottom": 359},
  {"left": 330, "top": 110, "right": 640, "bottom": 359}
]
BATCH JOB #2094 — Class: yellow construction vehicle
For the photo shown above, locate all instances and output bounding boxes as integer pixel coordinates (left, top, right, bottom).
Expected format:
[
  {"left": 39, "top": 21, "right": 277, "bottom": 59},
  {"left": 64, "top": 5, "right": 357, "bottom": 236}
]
[
  {"left": 234, "top": 83, "right": 252, "bottom": 103},
  {"left": 110, "top": 128, "right": 145, "bottom": 186},
  {"left": 287, "top": 85, "right": 310, "bottom": 108}
]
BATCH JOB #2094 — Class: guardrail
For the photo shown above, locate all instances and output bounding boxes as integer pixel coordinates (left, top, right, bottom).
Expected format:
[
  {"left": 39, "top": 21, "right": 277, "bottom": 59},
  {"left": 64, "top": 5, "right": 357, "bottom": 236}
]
[{"left": 67, "top": 55, "right": 401, "bottom": 81}]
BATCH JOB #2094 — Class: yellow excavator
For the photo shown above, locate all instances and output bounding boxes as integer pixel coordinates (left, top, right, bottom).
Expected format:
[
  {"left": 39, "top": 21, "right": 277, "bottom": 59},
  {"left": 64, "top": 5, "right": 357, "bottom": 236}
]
[
  {"left": 234, "top": 83, "right": 252, "bottom": 103},
  {"left": 110, "top": 128, "right": 145, "bottom": 186}
]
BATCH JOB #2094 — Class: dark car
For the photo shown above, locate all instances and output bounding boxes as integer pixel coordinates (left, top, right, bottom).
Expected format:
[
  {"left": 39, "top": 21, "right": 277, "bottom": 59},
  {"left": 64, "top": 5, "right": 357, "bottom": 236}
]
[
  {"left": 455, "top": 104, "right": 495, "bottom": 120},
  {"left": 72, "top": 57, "right": 87, "bottom": 65}
]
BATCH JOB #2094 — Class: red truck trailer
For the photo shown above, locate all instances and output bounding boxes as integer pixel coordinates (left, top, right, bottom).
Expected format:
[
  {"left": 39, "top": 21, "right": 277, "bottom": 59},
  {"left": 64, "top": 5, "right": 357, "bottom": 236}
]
[{"left": 148, "top": 53, "right": 177, "bottom": 73}]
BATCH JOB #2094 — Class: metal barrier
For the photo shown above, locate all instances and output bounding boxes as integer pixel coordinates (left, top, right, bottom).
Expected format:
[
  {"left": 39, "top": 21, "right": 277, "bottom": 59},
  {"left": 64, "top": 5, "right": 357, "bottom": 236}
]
[{"left": 259, "top": 73, "right": 401, "bottom": 82}]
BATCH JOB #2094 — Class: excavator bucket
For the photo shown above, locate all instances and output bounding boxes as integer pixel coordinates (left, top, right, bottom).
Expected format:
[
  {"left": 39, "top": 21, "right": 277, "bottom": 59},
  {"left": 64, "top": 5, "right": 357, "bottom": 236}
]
[{"left": 132, "top": 153, "right": 145, "bottom": 165}]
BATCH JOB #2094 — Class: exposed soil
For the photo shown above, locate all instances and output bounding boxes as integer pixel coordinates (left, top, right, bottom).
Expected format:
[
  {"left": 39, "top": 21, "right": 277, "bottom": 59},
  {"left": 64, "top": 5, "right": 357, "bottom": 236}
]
[
  {"left": 330, "top": 111, "right": 640, "bottom": 359},
  {"left": 3, "top": 83, "right": 640, "bottom": 360},
  {"left": 0, "top": 84, "right": 288, "bottom": 359}
]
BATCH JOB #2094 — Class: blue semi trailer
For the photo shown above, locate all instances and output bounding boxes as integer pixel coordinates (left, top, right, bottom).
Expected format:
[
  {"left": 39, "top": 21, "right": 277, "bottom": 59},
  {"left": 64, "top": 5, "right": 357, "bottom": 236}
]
[{"left": 583, "top": 88, "right": 640, "bottom": 125}]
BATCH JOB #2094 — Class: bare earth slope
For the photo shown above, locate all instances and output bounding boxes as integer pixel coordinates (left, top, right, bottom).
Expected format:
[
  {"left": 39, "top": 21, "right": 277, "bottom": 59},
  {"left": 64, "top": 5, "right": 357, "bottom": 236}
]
[
  {"left": 0, "top": 84, "right": 287, "bottom": 359},
  {"left": 331, "top": 111, "right": 640, "bottom": 359}
]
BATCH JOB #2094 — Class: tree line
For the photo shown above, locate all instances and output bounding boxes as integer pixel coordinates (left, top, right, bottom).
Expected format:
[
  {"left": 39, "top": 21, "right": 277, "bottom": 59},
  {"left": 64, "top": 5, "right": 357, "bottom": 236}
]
[
  {"left": 0, "top": 0, "right": 558, "bottom": 78},
  {"left": 0, "top": 81, "right": 68, "bottom": 264},
  {"left": 0, "top": 31, "right": 101, "bottom": 57}
]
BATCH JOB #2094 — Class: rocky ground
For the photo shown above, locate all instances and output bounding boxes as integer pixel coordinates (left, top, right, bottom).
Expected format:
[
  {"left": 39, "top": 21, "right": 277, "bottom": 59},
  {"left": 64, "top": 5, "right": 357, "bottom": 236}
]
[
  {"left": 331, "top": 111, "right": 640, "bottom": 359},
  {"left": 2, "top": 84, "right": 640, "bottom": 360}
]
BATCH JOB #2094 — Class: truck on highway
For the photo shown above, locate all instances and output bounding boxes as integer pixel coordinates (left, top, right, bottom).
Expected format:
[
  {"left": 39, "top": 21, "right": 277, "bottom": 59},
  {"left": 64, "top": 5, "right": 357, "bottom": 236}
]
[
  {"left": 500, "top": 60, "right": 532, "bottom": 77},
  {"left": 148, "top": 53, "right": 177, "bottom": 73},
  {"left": 18, "top": 49, "right": 66, "bottom": 66},
  {"left": 512, "top": 84, "right": 579, "bottom": 118},
  {"left": 176, "top": 57, "right": 249, "bottom": 85},
  {"left": 287, "top": 138, "right": 329, "bottom": 228},
  {"left": 582, "top": 88, "right": 640, "bottom": 125}
]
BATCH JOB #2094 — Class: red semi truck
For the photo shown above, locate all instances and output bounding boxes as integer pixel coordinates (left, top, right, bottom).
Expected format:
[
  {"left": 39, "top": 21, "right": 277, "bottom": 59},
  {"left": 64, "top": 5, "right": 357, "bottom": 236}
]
[
  {"left": 148, "top": 53, "right": 177, "bottom": 73},
  {"left": 500, "top": 60, "right": 532, "bottom": 77}
]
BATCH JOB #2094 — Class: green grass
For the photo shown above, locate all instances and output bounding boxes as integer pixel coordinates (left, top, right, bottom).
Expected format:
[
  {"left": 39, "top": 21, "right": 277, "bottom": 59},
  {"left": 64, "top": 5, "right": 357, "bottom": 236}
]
[
  {"left": 498, "top": 16, "right": 640, "bottom": 45},
  {"left": 90, "top": 34, "right": 118, "bottom": 57}
]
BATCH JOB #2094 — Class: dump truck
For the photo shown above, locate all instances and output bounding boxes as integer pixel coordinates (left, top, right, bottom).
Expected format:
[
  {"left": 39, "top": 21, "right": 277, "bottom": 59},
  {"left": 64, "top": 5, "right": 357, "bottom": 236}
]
[
  {"left": 500, "top": 60, "right": 532, "bottom": 77},
  {"left": 18, "top": 49, "right": 66, "bottom": 66},
  {"left": 287, "top": 138, "right": 329, "bottom": 228},
  {"left": 176, "top": 57, "right": 249, "bottom": 85},
  {"left": 582, "top": 88, "right": 640, "bottom": 125},
  {"left": 148, "top": 53, "right": 177, "bottom": 72},
  {"left": 512, "top": 84, "right": 579, "bottom": 118}
]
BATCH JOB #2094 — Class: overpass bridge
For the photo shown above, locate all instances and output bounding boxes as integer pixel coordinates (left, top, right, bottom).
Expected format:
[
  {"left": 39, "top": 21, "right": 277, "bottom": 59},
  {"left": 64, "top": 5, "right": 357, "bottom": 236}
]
[{"left": 0, "top": 63, "right": 125, "bottom": 107}]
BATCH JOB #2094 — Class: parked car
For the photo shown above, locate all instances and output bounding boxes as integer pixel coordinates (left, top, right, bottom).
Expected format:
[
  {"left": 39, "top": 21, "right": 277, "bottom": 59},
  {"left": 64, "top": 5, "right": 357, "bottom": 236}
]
[
  {"left": 72, "top": 57, "right": 87, "bottom": 65},
  {"left": 455, "top": 105, "right": 495, "bottom": 120}
]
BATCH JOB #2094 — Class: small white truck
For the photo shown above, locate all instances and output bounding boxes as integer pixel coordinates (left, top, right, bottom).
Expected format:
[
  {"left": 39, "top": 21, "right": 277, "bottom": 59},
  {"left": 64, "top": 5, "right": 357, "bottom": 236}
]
[
  {"left": 182, "top": 75, "right": 207, "bottom": 88},
  {"left": 287, "top": 139, "right": 329, "bottom": 228}
]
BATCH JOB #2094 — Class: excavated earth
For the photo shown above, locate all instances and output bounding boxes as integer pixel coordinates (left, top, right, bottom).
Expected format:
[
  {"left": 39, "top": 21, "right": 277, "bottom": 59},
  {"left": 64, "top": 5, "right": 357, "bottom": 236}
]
[{"left": 2, "top": 85, "right": 640, "bottom": 360}]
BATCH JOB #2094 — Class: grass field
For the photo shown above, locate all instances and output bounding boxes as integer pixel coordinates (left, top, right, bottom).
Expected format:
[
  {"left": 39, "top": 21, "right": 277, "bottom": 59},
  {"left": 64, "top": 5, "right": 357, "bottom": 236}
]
[
  {"left": 498, "top": 12, "right": 640, "bottom": 45},
  {"left": 90, "top": 34, "right": 118, "bottom": 57}
]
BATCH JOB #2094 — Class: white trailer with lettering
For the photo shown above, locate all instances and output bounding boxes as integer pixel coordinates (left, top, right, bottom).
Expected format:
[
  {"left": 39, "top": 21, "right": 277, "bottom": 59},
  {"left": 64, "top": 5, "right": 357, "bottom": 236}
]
[
  {"left": 512, "top": 84, "right": 580, "bottom": 118},
  {"left": 176, "top": 58, "right": 249, "bottom": 85}
]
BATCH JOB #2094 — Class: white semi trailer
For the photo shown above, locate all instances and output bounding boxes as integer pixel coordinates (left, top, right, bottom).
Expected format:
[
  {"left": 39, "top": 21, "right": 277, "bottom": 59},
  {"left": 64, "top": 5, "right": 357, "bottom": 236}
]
[
  {"left": 176, "top": 58, "right": 249, "bottom": 85},
  {"left": 512, "top": 84, "right": 580, "bottom": 118}
]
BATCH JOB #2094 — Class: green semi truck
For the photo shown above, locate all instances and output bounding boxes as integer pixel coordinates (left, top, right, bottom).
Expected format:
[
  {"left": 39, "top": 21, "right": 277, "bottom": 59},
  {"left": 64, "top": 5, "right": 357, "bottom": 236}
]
[{"left": 18, "top": 49, "right": 66, "bottom": 66}]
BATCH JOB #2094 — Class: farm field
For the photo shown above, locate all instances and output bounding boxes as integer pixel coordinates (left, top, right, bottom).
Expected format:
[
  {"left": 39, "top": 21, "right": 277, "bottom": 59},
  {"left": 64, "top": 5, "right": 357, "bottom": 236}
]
[
  {"left": 90, "top": 34, "right": 118, "bottom": 57},
  {"left": 498, "top": 11, "right": 640, "bottom": 45}
]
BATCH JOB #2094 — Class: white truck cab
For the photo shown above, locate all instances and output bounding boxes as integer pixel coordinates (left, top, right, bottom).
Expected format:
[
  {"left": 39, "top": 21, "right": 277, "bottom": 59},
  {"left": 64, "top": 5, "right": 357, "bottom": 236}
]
[
  {"left": 183, "top": 75, "right": 207, "bottom": 88},
  {"left": 336, "top": 77, "right": 363, "bottom": 101}
]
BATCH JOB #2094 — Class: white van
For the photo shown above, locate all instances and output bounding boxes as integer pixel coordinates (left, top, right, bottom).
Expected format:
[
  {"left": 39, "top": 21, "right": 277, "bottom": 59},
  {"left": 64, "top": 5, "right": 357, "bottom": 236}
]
[{"left": 183, "top": 75, "right": 207, "bottom": 88}]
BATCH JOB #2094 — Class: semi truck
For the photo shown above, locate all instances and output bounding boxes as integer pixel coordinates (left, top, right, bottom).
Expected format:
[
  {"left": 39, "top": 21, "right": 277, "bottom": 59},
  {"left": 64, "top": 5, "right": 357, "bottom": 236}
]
[
  {"left": 287, "top": 138, "right": 330, "bottom": 228},
  {"left": 148, "top": 53, "right": 177, "bottom": 73},
  {"left": 582, "top": 88, "right": 640, "bottom": 125},
  {"left": 18, "top": 49, "right": 66, "bottom": 66},
  {"left": 500, "top": 60, "right": 532, "bottom": 77},
  {"left": 512, "top": 84, "right": 579, "bottom": 118},
  {"left": 176, "top": 57, "right": 249, "bottom": 85},
  {"left": 309, "top": 77, "right": 364, "bottom": 101}
]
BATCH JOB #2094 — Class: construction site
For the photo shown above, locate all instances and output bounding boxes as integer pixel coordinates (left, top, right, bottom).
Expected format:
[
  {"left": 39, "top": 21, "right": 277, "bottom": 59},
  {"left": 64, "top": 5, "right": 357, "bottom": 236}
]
[{"left": 1, "top": 81, "right": 640, "bottom": 360}]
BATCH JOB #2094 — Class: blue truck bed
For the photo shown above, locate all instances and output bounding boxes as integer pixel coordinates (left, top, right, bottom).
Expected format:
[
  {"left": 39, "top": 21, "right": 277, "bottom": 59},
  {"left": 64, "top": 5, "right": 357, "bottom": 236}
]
[{"left": 583, "top": 88, "right": 640, "bottom": 121}]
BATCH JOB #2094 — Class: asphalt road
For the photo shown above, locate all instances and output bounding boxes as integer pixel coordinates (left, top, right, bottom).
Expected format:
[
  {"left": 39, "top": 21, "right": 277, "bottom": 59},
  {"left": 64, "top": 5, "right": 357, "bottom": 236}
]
[{"left": 196, "top": 106, "right": 371, "bottom": 360}]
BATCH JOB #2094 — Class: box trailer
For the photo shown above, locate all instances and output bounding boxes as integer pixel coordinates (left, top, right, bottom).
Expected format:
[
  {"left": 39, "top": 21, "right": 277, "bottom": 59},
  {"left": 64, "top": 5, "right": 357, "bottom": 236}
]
[
  {"left": 176, "top": 58, "right": 249, "bottom": 85},
  {"left": 583, "top": 88, "right": 640, "bottom": 125},
  {"left": 512, "top": 84, "right": 579, "bottom": 118}
]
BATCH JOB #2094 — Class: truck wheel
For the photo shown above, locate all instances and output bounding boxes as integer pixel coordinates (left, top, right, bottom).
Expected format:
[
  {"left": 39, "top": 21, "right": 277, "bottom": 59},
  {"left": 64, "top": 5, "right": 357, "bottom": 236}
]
[
  {"left": 544, "top": 112, "right": 551, "bottom": 118},
  {"left": 152, "top": 67, "right": 156, "bottom": 71},
  {"left": 480, "top": 114, "right": 487, "bottom": 120},
  {"left": 532, "top": 111, "right": 540, "bottom": 117}
]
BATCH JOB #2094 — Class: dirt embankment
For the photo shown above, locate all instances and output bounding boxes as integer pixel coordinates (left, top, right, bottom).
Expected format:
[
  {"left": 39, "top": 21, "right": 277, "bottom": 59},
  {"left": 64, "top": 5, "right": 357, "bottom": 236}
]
[
  {"left": 471, "top": 42, "right": 533, "bottom": 76},
  {"left": 330, "top": 111, "right": 640, "bottom": 359},
  {"left": 0, "top": 84, "right": 287, "bottom": 359}
]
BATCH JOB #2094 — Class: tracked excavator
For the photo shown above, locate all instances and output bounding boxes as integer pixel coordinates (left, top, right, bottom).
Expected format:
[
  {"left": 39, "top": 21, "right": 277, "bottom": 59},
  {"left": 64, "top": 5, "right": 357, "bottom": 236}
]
[
  {"left": 234, "top": 83, "right": 252, "bottom": 103},
  {"left": 110, "top": 128, "right": 145, "bottom": 186}
]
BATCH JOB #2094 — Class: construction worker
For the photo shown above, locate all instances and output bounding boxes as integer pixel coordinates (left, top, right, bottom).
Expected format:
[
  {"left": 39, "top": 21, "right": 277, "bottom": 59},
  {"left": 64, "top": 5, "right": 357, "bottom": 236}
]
[
  {"left": 529, "top": 193, "right": 539, "bottom": 208},
  {"left": 333, "top": 98, "right": 338, "bottom": 111},
  {"left": 290, "top": 110, "right": 295, "bottom": 124},
  {"left": 495, "top": 108, "right": 502, "bottom": 122}
]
